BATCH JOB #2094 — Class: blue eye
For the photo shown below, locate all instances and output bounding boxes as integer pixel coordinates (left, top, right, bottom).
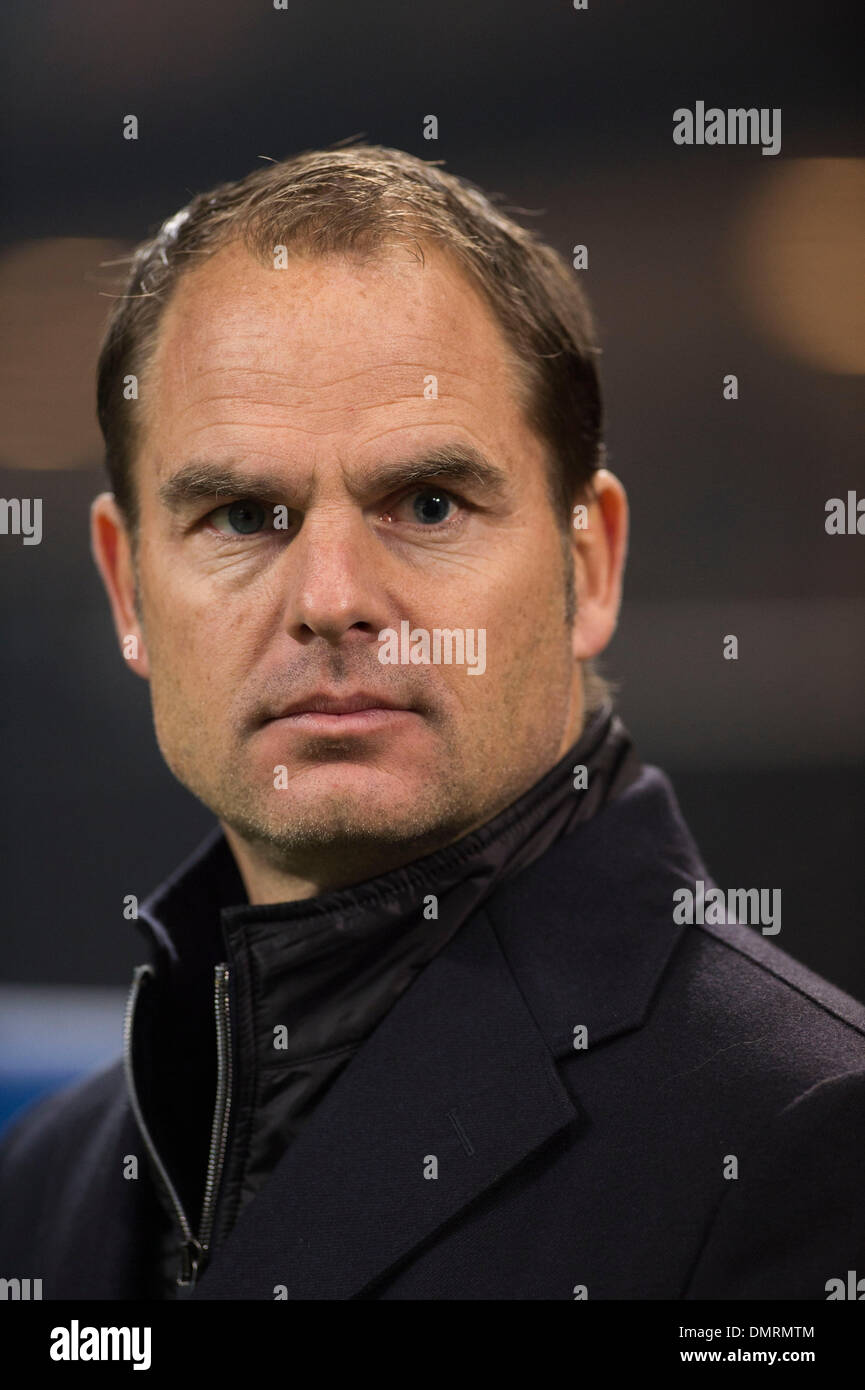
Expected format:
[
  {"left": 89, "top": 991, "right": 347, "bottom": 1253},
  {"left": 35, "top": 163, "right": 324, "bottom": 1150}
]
[
  {"left": 412, "top": 491, "right": 453, "bottom": 525},
  {"left": 211, "top": 500, "right": 268, "bottom": 535}
]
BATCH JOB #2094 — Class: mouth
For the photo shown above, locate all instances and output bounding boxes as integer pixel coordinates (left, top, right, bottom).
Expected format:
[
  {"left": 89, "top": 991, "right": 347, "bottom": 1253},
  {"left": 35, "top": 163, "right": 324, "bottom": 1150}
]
[{"left": 263, "top": 691, "right": 419, "bottom": 734}]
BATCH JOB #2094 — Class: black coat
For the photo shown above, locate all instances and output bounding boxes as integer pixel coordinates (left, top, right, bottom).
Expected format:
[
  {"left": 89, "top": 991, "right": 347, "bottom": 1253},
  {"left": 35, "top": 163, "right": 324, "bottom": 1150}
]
[{"left": 2, "top": 765, "right": 864, "bottom": 1300}]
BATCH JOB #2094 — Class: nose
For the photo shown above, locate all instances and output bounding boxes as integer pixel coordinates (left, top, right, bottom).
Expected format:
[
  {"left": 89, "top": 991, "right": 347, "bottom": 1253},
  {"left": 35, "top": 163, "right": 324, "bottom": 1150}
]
[{"left": 284, "top": 508, "right": 391, "bottom": 646}]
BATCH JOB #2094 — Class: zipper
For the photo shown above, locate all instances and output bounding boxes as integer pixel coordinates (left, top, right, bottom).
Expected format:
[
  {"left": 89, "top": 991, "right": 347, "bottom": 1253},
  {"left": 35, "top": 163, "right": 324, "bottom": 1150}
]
[
  {"left": 198, "top": 964, "right": 233, "bottom": 1259},
  {"left": 123, "top": 961, "right": 234, "bottom": 1292}
]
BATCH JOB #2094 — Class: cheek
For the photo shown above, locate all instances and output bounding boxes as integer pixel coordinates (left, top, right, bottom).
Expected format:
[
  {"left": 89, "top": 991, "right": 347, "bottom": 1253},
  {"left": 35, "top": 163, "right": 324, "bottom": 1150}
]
[
  {"left": 147, "top": 587, "right": 205, "bottom": 665},
  {"left": 144, "top": 573, "right": 284, "bottom": 741},
  {"left": 452, "top": 558, "right": 568, "bottom": 705},
  {"left": 490, "top": 540, "right": 567, "bottom": 641},
  {"left": 139, "top": 572, "right": 227, "bottom": 703}
]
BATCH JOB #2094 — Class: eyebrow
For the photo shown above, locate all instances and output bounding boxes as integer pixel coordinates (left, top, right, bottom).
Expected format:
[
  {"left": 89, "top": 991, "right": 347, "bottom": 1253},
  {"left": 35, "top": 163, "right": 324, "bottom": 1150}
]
[{"left": 157, "top": 444, "right": 511, "bottom": 511}]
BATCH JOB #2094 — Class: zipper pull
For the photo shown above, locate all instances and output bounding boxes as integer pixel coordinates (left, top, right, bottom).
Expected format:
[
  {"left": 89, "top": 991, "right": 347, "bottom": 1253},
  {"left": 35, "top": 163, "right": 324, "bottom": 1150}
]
[{"left": 176, "top": 1237, "right": 207, "bottom": 1292}]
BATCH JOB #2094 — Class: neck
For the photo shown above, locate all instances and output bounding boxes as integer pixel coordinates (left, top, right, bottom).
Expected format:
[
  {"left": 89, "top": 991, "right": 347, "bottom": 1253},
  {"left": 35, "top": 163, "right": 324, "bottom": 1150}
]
[{"left": 220, "top": 815, "right": 492, "bottom": 905}]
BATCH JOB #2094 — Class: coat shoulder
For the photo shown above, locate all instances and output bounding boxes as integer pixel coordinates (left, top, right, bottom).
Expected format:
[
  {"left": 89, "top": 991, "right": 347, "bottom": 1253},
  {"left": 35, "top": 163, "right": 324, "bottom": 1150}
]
[{"left": 685, "top": 914, "right": 865, "bottom": 1061}]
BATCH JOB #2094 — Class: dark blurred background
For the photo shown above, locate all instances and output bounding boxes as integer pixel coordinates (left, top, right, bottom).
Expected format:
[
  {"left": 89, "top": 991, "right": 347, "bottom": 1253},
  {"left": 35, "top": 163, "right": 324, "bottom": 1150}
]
[{"left": 1, "top": 0, "right": 863, "bottom": 1126}]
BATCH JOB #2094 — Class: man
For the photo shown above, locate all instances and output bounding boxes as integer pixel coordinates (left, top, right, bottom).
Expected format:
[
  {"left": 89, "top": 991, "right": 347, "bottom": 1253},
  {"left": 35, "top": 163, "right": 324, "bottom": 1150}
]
[{"left": 1, "top": 144, "right": 863, "bottom": 1301}]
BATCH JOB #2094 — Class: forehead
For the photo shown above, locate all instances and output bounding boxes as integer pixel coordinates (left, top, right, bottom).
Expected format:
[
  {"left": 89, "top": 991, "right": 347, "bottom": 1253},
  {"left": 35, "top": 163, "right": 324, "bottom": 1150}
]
[{"left": 138, "top": 240, "right": 538, "bottom": 472}]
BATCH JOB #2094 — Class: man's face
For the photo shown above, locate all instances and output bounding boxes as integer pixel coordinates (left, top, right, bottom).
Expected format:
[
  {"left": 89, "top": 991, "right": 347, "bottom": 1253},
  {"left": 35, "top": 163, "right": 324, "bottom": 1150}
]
[{"left": 97, "top": 241, "right": 615, "bottom": 889}]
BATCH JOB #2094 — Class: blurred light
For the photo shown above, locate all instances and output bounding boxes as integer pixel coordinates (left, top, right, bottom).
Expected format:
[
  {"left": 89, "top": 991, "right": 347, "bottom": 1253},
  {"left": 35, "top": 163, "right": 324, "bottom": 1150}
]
[
  {"left": 735, "top": 158, "right": 865, "bottom": 374},
  {"left": 0, "top": 237, "right": 130, "bottom": 469}
]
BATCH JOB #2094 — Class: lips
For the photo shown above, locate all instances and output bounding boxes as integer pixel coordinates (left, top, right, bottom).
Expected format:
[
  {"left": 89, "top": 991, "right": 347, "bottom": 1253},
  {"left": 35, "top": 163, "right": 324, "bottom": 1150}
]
[{"left": 267, "top": 691, "right": 413, "bottom": 719}]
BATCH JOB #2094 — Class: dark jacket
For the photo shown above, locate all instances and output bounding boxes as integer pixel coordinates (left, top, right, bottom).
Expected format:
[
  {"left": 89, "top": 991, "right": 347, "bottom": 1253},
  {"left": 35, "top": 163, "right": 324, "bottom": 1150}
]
[{"left": 2, "top": 758, "right": 864, "bottom": 1300}]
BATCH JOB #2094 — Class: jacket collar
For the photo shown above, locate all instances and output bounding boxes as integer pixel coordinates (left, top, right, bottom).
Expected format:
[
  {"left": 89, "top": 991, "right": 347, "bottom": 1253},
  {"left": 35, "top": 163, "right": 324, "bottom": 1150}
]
[{"left": 187, "top": 762, "right": 705, "bottom": 1299}]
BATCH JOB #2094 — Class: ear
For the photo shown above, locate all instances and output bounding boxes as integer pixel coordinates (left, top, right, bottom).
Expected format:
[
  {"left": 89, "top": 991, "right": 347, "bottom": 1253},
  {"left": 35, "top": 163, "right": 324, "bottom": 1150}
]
[
  {"left": 90, "top": 492, "right": 151, "bottom": 680},
  {"left": 569, "top": 468, "right": 629, "bottom": 661}
]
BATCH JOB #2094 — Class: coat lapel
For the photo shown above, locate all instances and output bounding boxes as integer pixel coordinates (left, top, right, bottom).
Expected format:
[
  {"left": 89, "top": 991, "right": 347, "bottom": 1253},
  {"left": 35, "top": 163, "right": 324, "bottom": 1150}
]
[
  {"left": 191, "top": 904, "right": 580, "bottom": 1300},
  {"left": 485, "top": 765, "right": 704, "bottom": 1056}
]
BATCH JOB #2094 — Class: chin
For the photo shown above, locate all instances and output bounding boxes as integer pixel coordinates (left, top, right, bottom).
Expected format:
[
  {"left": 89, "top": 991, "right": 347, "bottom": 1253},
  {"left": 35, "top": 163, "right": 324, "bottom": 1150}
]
[{"left": 259, "top": 770, "right": 435, "bottom": 841}]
